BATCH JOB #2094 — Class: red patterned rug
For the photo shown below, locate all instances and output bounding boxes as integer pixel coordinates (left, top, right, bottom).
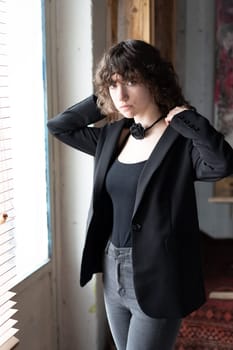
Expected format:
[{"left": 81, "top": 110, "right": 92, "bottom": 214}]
[
  {"left": 175, "top": 298, "right": 233, "bottom": 350},
  {"left": 175, "top": 235, "right": 233, "bottom": 350}
]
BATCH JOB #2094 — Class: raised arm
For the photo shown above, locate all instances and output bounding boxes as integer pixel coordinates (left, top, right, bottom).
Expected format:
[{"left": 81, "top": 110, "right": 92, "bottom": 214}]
[
  {"left": 169, "top": 109, "right": 233, "bottom": 181},
  {"left": 47, "top": 95, "right": 106, "bottom": 156}
]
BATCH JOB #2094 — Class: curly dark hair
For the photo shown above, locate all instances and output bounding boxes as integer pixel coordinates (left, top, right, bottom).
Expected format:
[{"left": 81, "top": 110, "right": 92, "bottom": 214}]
[{"left": 94, "top": 39, "right": 191, "bottom": 117}]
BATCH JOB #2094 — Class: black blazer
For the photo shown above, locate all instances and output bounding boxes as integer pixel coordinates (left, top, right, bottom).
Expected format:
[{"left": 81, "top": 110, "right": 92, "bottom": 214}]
[{"left": 47, "top": 95, "right": 233, "bottom": 318}]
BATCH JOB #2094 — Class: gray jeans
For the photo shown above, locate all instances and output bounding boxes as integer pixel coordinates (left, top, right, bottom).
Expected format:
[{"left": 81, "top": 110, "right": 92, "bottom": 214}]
[{"left": 103, "top": 241, "right": 181, "bottom": 350}]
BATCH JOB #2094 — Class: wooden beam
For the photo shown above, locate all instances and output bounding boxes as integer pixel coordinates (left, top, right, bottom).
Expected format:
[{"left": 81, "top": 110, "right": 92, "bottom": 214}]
[
  {"left": 153, "top": 0, "right": 176, "bottom": 63},
  {"left": 118, "top": 0, "right": 151, "bottom": 42},
  {"left": 107, "top": 0, "right": 118, "bottom": 46},
  {"left": 107, "top": 0, "right": 176, "bottom": 62},
  {"left": 107, "top": 0, "right": 153, "bottom": 46}
]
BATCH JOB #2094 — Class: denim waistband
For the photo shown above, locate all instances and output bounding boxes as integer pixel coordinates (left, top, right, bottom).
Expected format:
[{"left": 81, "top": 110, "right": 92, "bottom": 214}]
[{"left": 105, "top": 241, "right": 132, "bottom": 261}]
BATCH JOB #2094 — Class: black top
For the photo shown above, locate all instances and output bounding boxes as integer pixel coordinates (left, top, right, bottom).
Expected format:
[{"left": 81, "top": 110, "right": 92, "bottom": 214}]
[{"left": 105, "top": 159, "right": 146, "bottom": 247}]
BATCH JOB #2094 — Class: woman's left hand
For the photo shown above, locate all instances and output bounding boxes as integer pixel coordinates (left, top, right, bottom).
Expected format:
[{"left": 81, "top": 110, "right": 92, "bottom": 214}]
[{"left": 165, "top": 106, "right": 189, "bottom": 125}]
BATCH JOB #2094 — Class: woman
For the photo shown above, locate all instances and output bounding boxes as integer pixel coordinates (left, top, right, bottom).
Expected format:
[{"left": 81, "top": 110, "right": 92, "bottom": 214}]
[{"left": 47, "top": 40, "right": 233, "bottom": 350}]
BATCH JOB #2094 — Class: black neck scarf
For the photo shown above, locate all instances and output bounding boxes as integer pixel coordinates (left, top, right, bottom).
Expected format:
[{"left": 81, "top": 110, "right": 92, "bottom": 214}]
[{"left": 129, "top": 115, "right": 164, "bottom": 140}]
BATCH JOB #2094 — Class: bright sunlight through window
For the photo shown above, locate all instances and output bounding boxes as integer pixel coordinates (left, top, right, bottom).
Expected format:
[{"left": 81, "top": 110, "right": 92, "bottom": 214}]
[{"left": 8, "top": 0, "right": 49, "bottom": 282}]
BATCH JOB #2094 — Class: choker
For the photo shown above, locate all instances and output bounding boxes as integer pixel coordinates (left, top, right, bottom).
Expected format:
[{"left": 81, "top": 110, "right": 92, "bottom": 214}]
[{"left": 130, "top": 115, "right": 164, "bottom": 140}]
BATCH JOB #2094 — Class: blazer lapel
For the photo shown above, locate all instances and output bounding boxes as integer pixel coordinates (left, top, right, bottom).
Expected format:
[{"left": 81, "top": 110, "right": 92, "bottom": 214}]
[{"left": 133, "top": 126, "right": 179, "bottom": 217}]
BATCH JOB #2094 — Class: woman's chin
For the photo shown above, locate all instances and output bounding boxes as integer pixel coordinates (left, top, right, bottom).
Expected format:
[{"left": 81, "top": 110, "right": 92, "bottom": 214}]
[{"left": 121, "top": 112, "right": 135, "bottom": 119}]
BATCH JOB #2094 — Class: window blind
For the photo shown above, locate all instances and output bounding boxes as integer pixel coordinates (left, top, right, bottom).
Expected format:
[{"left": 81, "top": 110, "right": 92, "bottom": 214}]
[{"left": 0, "top": 0, "right": 18, "bottom": 348}]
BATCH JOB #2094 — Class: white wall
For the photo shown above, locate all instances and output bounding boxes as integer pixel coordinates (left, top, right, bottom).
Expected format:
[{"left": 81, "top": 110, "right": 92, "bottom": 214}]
[
  {"left": 176, "top": 0, "right": 233, "bottom": 238},
  {"left": 52, "top": 0, "right": 108, "bottom": 349},
  {"left": 54, "top": 0, "right": 96, "bottom": 348}
]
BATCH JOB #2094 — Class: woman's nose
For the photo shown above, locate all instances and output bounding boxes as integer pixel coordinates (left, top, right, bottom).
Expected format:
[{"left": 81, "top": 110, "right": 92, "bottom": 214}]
[{"left": 118, "top": 85, "right": 128, "bottom": 101}]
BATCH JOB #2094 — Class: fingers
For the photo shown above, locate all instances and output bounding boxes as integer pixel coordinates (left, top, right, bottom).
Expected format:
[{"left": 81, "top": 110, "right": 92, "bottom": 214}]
[
  {"left": 0, "top": 212, "right": 8, "bottom": 224},
  {"left": 165, "top": 106, "right": 189, "bottom": 125}
]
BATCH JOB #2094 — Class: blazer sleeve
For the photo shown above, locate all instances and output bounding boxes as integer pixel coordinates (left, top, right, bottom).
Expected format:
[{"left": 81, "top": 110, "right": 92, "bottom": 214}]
[
  {"left": 47, "top": 95, "right": 106, "bottom": 156},
  {"left": 170, "top": 109, "right": 233, "bottom": 181}
]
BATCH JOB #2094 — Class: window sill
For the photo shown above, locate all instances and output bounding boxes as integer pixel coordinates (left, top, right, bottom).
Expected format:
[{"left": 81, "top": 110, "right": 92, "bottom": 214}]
[{"left": 12, "top": 260, "right": 52, "bottom": 294}]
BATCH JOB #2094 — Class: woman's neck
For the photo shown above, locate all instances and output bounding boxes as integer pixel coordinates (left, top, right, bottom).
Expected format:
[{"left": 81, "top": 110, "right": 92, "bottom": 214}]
[{"left": 133, "top": 104, "right": 162, "bottom": 128}]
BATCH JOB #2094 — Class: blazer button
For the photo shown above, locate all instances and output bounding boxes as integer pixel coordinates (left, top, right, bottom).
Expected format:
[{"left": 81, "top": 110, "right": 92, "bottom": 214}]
[{"left": 132, "top": 223, "right": 142, "bottom": 232}]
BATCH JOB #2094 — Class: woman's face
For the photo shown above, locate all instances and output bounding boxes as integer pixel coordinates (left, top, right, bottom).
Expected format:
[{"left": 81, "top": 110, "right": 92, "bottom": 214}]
[{"left": 108, "top": 73, "right": 155, "bottom": 119}]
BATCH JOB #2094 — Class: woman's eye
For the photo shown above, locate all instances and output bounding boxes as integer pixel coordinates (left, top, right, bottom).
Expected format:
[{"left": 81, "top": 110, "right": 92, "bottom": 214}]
[{"left": 126, "top": 81, "right": 136, "bottom": 86}]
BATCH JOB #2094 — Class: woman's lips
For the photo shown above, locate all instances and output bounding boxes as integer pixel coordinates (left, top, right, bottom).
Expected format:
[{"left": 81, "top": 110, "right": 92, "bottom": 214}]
[{"left": 119, "top": 105, "right": 132, "bottom": 110}]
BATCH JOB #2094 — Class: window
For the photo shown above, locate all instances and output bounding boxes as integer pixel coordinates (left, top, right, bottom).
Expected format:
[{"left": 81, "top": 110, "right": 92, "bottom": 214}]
[
  {"left": 8, "top": 0, "right": 50, "bottom": 281},
  {"left": 0, "top": 0, "right": 49, "bottom": 347},
  {"left": 0, "top": 0, "right": 18, "bottom": 348}
]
